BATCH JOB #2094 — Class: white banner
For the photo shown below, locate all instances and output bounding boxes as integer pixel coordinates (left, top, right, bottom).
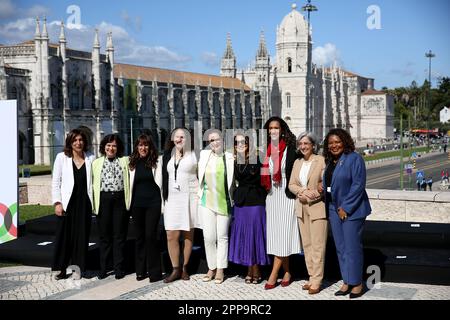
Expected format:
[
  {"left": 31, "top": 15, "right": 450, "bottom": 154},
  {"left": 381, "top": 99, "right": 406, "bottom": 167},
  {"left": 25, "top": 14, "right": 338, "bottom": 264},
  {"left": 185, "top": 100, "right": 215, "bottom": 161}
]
[{"left": 0, "top": 100, "right": 18, "bottom": 243}]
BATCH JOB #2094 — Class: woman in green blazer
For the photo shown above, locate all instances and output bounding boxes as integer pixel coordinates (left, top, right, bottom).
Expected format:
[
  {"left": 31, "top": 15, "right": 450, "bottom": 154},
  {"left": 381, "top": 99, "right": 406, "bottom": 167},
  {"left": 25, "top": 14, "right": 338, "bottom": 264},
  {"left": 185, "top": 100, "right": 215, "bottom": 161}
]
[{"left": 92, "top": 134, "right": 130, "bottom": 280}]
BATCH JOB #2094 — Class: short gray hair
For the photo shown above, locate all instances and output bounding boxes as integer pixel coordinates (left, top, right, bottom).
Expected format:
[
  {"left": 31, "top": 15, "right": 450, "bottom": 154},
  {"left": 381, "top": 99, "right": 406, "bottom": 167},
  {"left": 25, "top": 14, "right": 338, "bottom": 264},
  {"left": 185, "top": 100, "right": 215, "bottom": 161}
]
[{"left": 297, "top": 132, "right": 319, "bottom": 154}]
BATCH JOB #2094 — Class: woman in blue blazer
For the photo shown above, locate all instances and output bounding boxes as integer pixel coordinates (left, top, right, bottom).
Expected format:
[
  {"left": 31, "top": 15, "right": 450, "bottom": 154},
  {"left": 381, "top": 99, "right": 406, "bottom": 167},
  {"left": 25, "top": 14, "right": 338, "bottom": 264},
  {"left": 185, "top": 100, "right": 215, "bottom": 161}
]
[{"left": 323, "top": 128, "right": 371, "bottom": 299}]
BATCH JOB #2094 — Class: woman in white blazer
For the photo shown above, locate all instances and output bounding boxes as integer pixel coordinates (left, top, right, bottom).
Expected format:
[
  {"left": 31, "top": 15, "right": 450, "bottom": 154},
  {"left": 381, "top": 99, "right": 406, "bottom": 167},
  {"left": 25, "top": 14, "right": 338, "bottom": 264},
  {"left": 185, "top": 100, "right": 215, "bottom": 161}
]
[
  {"left": 197, "top": 129, "right": 235, "bottom": 284},
  {"left": 51, "top": 129, "right": 95, "bottom": 280}
]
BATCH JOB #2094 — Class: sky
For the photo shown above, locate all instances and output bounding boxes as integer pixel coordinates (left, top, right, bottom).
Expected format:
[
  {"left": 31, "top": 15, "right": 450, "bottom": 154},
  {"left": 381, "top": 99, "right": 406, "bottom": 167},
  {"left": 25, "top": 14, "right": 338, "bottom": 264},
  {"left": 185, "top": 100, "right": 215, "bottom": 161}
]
[{"left": 0, "top": 0, "right": 449, "bottom": 89}]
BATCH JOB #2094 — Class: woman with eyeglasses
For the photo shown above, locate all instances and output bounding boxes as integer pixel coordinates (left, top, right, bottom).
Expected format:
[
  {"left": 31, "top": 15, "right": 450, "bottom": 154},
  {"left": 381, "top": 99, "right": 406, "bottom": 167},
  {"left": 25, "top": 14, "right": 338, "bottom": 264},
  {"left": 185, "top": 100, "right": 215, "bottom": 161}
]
[
  {"left": 261, "top": 116, "right": 302, "bottom": 290},
  {"left": 229, "top": 133, "right": 270, "bottom": 284},
  {"left": 323, "top": 128, "right": 371, "bottom": 299},
  {"left": 161, "top": 128, "right": 200, "bottom": 283},
  {"left": 197, "top": 129, "right": 235, "bottom": 284},
  {"left": 288, "top": 132, "right": 327, "bottom": 295}
]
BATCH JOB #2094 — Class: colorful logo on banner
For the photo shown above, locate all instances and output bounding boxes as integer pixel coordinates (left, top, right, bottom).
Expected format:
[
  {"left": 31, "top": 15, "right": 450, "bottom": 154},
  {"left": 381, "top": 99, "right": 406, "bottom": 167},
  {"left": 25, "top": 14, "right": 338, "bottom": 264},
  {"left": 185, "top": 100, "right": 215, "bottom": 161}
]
[{"left": 0, "top": 202, "right": 17, "bottom": 242}]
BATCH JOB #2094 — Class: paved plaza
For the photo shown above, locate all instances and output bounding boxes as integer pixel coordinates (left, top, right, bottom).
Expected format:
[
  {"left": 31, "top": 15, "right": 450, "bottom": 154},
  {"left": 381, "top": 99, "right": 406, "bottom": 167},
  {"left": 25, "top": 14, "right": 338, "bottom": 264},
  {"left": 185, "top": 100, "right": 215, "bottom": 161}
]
[{"left": 1, "top": 265, "right": 449, "bottom": 301}]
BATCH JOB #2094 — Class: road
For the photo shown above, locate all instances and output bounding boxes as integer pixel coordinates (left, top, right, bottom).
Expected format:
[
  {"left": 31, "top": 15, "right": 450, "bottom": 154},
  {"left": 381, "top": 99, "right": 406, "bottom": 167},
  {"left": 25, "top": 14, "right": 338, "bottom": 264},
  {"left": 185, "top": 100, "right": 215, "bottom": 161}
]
[{"left": 366, "top": 152, "right": 450, "bottom": 190}]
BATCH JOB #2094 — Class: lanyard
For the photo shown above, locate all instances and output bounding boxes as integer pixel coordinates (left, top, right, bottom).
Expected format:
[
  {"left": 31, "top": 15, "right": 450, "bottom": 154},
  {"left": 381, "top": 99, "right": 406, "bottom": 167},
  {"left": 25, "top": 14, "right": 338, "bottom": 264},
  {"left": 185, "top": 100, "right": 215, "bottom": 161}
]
[{"left": 174, "top": 155, "right": 182, "bottom": 182}]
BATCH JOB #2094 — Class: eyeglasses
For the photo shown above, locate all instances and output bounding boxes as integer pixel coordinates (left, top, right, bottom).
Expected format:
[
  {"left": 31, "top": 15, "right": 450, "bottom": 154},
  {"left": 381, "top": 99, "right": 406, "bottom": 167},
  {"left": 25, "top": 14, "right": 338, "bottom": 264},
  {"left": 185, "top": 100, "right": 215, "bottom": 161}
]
[
  {"left": 209, "top": 138, "right": 221, "bottom": 143},
  {"left": 234, "top": 140, "right": 247, "bottom": 146}
]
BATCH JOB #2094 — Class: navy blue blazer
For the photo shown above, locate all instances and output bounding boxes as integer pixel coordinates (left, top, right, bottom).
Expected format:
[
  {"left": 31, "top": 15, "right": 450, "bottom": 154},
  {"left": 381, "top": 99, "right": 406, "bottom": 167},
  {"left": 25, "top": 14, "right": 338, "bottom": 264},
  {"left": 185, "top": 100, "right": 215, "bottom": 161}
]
[{"left": 323, "top": 152, "right": 372, "bottom": 221}]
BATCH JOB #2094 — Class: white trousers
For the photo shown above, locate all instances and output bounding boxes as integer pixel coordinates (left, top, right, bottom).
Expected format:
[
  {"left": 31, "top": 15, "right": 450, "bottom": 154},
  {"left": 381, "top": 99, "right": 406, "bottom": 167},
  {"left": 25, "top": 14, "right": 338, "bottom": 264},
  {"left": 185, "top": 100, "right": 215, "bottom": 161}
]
[{"left": 199, "top": 206, "right": 231, "bottom": 270}]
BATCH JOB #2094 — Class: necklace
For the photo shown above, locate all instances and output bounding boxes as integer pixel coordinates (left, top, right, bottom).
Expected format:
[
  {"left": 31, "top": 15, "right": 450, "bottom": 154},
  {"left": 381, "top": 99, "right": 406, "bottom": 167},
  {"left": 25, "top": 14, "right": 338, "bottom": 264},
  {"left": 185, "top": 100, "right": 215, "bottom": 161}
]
[{"left": 237, "top": 162, "right": 248, "bottom": 174}]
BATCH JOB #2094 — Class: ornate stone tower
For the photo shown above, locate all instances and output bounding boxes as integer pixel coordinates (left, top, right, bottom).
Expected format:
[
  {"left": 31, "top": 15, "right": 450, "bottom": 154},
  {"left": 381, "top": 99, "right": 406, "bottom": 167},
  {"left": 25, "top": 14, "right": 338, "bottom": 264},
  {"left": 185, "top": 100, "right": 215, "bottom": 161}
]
[
  {"left": 220, "top": 33, "right": 237, "bottom": 78},
  {"left": 274, "top": 4, "right": 311, "bottom": 135},
  {"left": 254, "top": 31, "right": 271, "bottom": 124}
]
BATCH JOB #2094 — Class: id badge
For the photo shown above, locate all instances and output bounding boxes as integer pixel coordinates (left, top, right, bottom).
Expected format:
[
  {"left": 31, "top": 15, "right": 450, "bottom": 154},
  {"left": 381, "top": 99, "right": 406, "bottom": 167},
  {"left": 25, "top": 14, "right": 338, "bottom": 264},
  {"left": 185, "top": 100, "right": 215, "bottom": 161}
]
[{"left": 327, "top": 187, "right": 331, "bottom": 193}]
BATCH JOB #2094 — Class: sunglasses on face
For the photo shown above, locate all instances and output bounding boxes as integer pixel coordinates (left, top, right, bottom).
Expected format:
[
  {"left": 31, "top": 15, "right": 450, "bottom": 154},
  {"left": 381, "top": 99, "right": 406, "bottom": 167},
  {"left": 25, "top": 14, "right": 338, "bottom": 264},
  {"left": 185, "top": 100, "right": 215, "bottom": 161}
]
[
  {"left": 234, "top": 140, "right": 247, "bottom": 146},
  {"left": 209, "top": 138, "right": 221, "bottom": 143}
]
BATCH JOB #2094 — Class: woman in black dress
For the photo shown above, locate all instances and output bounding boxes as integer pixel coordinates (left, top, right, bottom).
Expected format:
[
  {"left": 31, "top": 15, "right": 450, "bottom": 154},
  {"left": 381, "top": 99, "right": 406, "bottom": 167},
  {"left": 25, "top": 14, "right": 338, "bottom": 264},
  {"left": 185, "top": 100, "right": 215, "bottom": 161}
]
[{"left": 51, "top": 129, "right": 95, "bottom": 280}]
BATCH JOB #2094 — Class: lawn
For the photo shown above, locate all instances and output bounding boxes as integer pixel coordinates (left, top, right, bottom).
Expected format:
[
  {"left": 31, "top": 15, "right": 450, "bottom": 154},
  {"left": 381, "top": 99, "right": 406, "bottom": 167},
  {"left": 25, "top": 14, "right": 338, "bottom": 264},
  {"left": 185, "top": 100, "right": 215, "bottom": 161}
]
[
  {"left": 363, "top": 146, "right": 430, "bottom": 162},
  {"left": 19, "top": 204, "right": 53, "bottom": 224},
  {"left": 18, "top": 165, "right": 51, "bottom": 177}
]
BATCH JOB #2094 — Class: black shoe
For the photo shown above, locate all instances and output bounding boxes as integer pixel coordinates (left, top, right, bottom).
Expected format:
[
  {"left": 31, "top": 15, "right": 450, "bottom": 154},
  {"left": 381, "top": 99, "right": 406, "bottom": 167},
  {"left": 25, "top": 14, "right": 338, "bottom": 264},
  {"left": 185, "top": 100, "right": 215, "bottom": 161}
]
[
  {"left": 136, "top": 274, "right": 147, "bottom": 281},
  {"left": 54, "top": 271, "right": 67, "bottom": 281},
  {"left": 97, "top": 271, "right": 108, "bottom": 280},
  {"left": 115, "top": 271, "right": 126, "bottom": 280},
  {"left": 149, "top": 275, "right": 163, "bottom": 283},
  {"left": 334, "top": 288, "right": 352, "bottom": 296}
]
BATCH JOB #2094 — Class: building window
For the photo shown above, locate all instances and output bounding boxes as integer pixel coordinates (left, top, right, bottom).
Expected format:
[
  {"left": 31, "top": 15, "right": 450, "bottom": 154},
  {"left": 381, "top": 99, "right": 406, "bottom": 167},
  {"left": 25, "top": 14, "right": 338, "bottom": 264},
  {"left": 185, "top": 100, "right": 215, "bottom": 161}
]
[
  {"left": 287, "top": 58, "right": 292, "bottom": 73},
  {"left": 286, "top": 93, "right": 291, "bottom": 108}
]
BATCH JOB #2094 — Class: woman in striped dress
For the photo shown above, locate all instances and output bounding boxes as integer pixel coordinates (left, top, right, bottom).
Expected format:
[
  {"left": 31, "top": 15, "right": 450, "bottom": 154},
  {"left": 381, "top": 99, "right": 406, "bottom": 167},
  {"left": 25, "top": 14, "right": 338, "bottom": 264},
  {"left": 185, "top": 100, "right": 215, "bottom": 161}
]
[{"left": 261, "top": 117, "right": 302, "bottom": 290}]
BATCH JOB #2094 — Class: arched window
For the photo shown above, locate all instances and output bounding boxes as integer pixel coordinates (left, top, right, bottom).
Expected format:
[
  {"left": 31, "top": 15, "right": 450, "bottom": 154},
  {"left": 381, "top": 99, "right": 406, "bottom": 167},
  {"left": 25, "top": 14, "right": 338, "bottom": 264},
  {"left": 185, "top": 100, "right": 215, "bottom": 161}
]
[
  {"left": 8, "top": 86, "right": 18, "bottom": 100},
  {"left": 286, "top": 92, "right": 291, "bottom": 108},
  {"left": 287, "top": 58, "right": 292, "bottom": 73}
]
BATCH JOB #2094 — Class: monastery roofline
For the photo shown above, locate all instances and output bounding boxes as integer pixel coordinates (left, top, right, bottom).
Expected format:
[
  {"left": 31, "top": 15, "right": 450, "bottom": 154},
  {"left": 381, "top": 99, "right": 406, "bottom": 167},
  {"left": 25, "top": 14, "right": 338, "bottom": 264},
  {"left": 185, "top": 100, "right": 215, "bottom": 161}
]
[
  {"left": 114, "top": 63, "right": 252, "bottom": 91},
  {"left": 361, "top": 89, "right": 386, "bottom": 95},
  {"left": 321, "top": 67, "right": 374, "bottom": 80}
]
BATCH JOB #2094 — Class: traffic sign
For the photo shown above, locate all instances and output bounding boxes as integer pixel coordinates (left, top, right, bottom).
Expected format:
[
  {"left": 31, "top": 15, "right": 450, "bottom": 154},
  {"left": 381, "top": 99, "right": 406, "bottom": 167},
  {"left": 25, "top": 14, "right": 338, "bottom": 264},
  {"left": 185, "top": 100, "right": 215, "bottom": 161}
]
[{"left": 416, "top": 170, "right": 424, "bottom": 179}]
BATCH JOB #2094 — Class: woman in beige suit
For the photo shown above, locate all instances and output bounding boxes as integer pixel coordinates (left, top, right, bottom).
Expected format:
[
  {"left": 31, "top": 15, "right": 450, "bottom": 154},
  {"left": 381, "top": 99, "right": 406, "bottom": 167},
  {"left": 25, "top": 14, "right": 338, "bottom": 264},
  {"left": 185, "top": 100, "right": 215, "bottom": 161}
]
[{"left": 288, "top": 132, "right": 327, "bottom": 294}]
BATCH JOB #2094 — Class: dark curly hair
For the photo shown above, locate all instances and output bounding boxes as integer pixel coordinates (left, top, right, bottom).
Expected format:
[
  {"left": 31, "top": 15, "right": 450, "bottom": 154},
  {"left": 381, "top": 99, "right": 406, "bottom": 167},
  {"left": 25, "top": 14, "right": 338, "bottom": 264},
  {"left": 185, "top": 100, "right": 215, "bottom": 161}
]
[
  {"left": 63, "top": 129, "right": 88, "bottom": 157},
  {"left": 99, "top": 134, "right": 124, "bottom": 157},
  {"left": 323, "top": 128, "right": 355, "bottom": 163},
  {"left": 263, "top": 116, "right": 296, "bottom": 148},
  {"left": 129, "top": 134, "right": 159, "bottom": 170}
]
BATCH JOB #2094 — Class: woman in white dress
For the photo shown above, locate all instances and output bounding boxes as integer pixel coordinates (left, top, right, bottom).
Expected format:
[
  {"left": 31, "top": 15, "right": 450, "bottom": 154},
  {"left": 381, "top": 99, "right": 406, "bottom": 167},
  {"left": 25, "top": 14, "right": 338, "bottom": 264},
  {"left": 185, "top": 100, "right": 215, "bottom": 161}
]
[
  {"left": 261, "top": 116, "right": 302, "bottom": 290},
  {"left": 161, "top": 128, "right": 199, "bottom": 283}
]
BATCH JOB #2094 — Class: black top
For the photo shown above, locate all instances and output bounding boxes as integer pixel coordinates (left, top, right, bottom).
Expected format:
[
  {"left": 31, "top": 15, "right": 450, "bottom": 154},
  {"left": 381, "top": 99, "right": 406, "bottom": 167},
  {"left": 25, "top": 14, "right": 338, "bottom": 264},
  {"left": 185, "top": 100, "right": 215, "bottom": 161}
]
[
  {"left": 233, "top": 159, "right": 267, "bottom": 207},
  {"left": 132, "top": 158, "right": 161, "bottom": 208},
  {"left": 325, "top": 159, "right": 337, "bottom": 203},
  {"left": 161, "top": 150, "right": 171, "bottom": 202},
  {"left": 284, "top": 145, "right": 298, "bottom": 199}
]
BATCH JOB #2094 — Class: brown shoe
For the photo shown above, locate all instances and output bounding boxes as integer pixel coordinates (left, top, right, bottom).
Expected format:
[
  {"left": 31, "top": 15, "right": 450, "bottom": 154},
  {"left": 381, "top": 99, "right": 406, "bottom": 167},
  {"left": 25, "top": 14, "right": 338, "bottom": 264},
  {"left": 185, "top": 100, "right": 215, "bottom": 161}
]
[
  {"left": 302, "top": 283, "right": 311, "bottom": 291},
  {"left": 163, "top": 267, "right": 181, "bottom": 283},
  {"left": 308, "top": 287, "right": 321, "bottom": 295}
]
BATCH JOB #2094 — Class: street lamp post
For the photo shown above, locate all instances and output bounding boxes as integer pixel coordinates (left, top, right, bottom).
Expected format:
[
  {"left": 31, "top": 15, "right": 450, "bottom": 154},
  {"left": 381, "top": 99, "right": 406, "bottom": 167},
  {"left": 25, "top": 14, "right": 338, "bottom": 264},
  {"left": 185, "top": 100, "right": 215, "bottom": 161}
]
[{"left": 425, "top": 50, "right": 435, "bottom": 149}]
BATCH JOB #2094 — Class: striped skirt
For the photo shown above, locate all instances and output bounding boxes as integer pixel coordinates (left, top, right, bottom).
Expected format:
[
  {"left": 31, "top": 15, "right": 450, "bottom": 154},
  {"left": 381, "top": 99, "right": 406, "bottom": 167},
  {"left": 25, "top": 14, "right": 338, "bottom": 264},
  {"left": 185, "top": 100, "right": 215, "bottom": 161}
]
[{"left": 266, "top": 180, "right": 302, "bottom": 257}]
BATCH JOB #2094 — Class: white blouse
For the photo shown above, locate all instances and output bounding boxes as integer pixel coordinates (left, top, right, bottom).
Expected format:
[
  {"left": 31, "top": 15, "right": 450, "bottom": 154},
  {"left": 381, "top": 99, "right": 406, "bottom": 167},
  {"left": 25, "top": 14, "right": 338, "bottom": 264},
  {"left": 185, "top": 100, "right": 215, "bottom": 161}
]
[{"left": 299, "top": 161, "right": 312, "bottom": 187}]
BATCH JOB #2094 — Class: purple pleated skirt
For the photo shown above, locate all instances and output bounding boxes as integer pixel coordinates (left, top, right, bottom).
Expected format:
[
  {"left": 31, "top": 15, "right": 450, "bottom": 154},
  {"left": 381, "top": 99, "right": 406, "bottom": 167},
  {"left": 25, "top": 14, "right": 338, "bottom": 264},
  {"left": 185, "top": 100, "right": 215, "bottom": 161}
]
[{"left": 228, "top": 205, "right": 271, "bottom": 266}]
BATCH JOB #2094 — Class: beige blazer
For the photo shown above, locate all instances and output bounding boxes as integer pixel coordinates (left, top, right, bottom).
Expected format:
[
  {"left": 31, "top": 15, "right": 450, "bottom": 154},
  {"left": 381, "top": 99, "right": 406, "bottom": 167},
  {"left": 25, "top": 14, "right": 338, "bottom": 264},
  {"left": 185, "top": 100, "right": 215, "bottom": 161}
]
[{"left": 288, "top": 154, "right": 326, "bottom": 220}]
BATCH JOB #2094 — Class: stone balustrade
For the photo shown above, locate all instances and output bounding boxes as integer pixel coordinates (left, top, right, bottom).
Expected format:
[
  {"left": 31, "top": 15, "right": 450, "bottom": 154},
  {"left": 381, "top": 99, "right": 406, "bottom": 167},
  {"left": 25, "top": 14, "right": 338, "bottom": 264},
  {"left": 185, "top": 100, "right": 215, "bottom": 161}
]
[{"left": 367, "top": 189, "right": 450, "bottom": 224}]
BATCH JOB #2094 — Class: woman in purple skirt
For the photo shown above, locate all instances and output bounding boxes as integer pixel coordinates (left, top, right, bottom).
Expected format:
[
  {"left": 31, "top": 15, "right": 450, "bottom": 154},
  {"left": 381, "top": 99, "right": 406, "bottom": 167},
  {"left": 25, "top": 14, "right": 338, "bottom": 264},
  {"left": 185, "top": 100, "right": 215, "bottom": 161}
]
[{"left": 229, "top": 133, "right": 270, "bottom": 284}]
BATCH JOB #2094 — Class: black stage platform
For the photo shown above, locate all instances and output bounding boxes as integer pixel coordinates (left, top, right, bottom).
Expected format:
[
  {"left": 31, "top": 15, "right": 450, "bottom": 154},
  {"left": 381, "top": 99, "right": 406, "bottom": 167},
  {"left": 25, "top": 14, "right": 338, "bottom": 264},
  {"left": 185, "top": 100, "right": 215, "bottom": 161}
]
[{"left": 1, "top": 215, "right": 449, "bottom": 285}]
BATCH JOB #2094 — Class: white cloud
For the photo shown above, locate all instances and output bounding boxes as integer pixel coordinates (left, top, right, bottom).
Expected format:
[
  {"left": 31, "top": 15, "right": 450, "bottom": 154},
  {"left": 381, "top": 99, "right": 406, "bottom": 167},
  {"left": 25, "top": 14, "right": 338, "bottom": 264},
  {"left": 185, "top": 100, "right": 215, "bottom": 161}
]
[
  {"left": 312, "top": 43, "right": 341, "bottom": 67},
  {"left": 201, "top": 52, "right": 219, "bottom": 68},
  {"left": 0, "top": 0, "right": 16, "bottom": 19},
  {"left": 0, "top": 18, "right": 191, "bottom": 69},
  {"left": 27, "top": 5, "right": 51, "bottom": 18},
  {"left": 0, "top": 18, "right": 35, "bottom": 43},
  {"left": 120, "top": 10, "right": 142, "bottom": 33}
]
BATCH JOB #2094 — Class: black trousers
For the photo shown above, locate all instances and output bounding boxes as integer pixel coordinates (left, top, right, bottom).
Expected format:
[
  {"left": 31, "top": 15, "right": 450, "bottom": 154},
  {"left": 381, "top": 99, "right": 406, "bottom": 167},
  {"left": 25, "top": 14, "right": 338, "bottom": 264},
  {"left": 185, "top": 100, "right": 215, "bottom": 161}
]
[
  {"left": 131, "top": 205, "right": 162, "bottom": 277},
  {"left": 97, "top": 191, "right": 129, "bottom": 273}
]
